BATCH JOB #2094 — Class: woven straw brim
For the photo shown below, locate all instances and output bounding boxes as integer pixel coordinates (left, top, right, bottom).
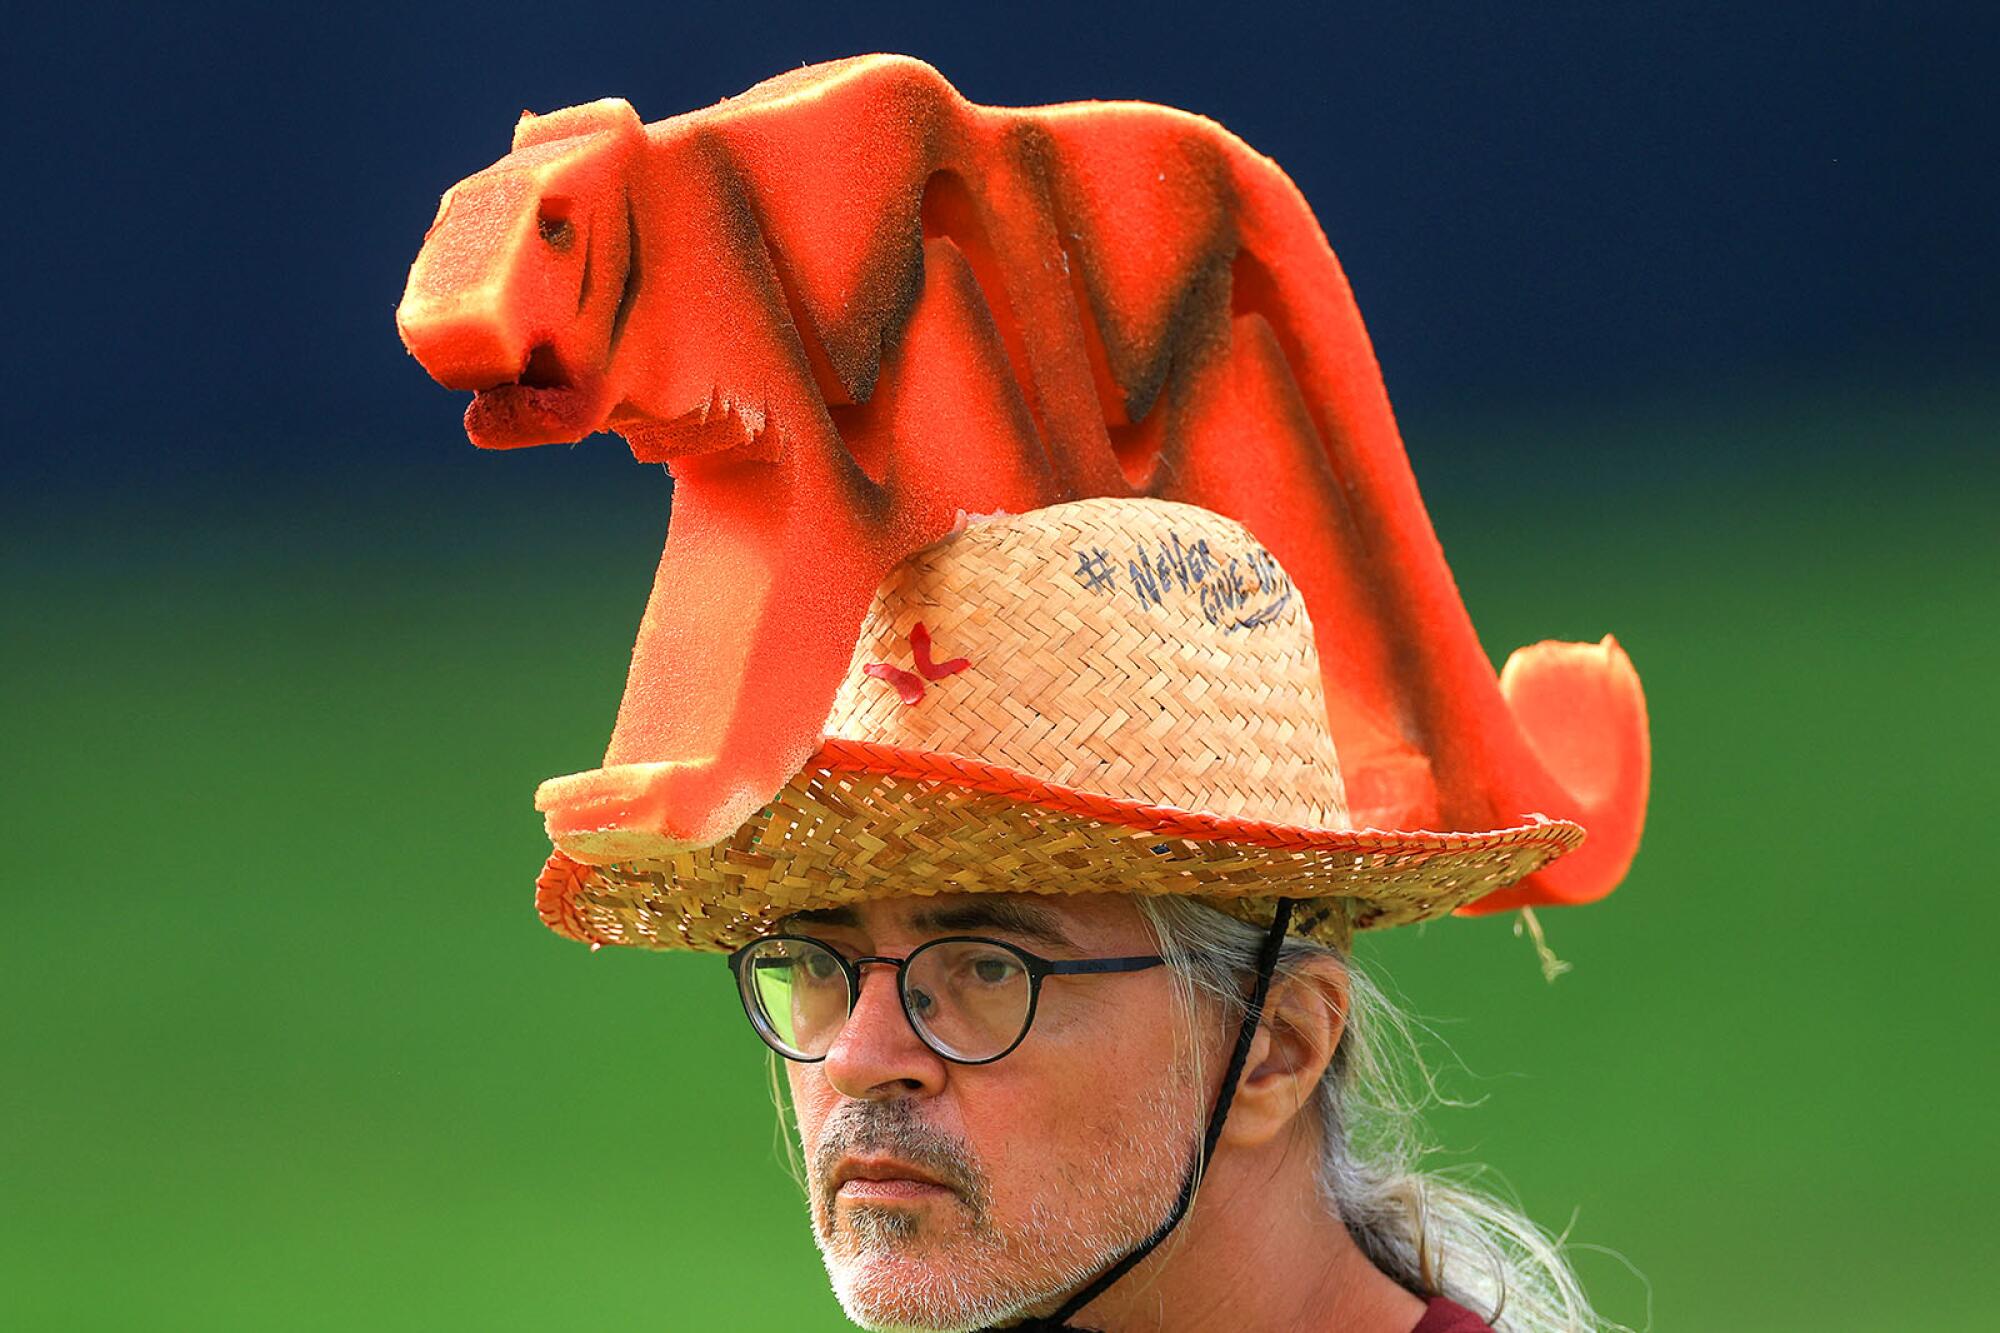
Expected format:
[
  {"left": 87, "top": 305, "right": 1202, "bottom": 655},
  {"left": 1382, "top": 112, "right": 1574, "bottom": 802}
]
[{"left": 535, "top": 739, "right": 1585, "bottom": 953}]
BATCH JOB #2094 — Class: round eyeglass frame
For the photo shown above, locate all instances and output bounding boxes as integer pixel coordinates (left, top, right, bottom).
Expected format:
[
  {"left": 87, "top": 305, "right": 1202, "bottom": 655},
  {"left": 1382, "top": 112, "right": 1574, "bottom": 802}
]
[{"left": 727, "top": 932, "right": 1167, "bottom": 1066}]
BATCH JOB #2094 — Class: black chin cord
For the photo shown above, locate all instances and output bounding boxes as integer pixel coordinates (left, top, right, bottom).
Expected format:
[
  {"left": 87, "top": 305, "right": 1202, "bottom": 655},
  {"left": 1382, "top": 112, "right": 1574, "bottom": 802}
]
[{"left": 991, "top": 897, "right": 1296, "bottom": 1333}]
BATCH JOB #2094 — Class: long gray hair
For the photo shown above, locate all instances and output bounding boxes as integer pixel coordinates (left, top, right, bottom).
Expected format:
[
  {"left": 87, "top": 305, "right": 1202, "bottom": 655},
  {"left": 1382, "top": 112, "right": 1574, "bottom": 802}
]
[{"left": 1133, "top": 894, "right": 1615, "bottom": 1333}]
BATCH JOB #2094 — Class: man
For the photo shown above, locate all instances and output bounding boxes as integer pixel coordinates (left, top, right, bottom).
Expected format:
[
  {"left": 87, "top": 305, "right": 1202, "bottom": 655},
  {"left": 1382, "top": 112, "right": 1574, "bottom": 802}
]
[
  {"left": 768, "top": 888, "right": 1483, "bottom": 1332},
  {"left": 398, "top": 55, "right": 1650, "bottom": 1332}
]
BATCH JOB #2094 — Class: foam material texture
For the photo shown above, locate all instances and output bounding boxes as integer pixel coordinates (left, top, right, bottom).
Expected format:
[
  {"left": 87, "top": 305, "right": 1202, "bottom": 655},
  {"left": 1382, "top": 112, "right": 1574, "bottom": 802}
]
[{"left": 396, "top": 54, "right": 1650, "bottom": 910}]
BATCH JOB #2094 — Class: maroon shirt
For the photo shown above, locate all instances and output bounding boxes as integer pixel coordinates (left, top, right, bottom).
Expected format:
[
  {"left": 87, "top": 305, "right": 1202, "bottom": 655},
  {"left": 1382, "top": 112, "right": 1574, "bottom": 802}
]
[{"left": 1411, "top": 1296, "right": 1495, "bottom": 1332}]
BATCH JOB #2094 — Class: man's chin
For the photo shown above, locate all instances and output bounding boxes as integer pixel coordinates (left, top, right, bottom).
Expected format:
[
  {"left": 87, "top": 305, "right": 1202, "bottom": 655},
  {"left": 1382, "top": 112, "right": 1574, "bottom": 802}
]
[
  {"left": 817, "top": 1226, "right": 1058, "bottom": 1333},
  {"left": 827, "top": 1252, "right": 1036, "bottom": 1333},
  {"left": 822, "top": 1231, "right": 972, "bottom": 1288}
]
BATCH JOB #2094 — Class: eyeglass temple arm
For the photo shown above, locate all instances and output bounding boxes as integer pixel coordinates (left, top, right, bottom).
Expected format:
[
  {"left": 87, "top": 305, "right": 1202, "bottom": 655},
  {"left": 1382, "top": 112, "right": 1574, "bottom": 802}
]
[{"left": 1042, "top": 955, "right": 1165, "bottom": 976}]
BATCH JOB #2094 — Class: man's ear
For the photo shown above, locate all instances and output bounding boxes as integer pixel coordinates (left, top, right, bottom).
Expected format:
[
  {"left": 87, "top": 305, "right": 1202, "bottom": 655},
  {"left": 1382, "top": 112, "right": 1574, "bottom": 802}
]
[{"left": 1216, "top": 957, "right": 1348, "bottom": 1151}]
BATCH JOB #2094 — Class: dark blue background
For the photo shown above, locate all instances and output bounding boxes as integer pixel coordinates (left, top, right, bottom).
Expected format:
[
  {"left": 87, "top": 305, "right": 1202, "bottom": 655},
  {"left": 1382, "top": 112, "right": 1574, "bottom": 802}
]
[{"left": 13, "top": 1, "right": 1993, "bottom": 496}]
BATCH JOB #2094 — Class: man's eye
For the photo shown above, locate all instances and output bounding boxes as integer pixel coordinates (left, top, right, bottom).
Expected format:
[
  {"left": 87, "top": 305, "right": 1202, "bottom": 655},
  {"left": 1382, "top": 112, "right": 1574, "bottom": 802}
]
[
  {"left": 970, "top": 955, "right": 1021, "bottom": 985},
  {"left": 802, "top": 953, "right": 840, "bottom": 981}
]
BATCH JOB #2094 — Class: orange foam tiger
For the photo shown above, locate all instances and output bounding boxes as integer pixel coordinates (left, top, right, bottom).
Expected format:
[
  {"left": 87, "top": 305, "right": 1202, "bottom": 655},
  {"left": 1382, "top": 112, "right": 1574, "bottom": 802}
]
[{"left": 396, "top": 54, "right": 1648, "bottom": 913}]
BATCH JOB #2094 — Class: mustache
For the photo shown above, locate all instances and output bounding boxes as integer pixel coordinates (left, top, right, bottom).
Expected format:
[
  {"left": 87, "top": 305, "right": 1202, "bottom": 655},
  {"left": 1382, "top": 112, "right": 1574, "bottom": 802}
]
[{"left": 811, "top": 1100, "right": 991, "bottom": 1215}]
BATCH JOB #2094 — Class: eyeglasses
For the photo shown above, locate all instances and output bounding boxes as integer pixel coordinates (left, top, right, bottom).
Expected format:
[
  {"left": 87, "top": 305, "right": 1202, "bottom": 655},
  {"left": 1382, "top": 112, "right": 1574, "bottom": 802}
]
[{"left": 728, "top": 933, "right": 1166, "bottom": 1065}]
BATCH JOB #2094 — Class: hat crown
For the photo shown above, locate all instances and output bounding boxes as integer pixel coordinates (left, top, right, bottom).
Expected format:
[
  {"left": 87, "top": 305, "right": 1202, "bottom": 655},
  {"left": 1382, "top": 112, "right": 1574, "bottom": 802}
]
[{"left": 824, "top": 497, "right": 1350, "bottom": 826}]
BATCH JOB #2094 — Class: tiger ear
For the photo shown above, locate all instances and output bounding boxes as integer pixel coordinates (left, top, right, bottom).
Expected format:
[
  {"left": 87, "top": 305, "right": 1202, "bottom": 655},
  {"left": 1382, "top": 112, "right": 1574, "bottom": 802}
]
[{"left": 513, "top": 97, "right": 644, "bottom": 151}]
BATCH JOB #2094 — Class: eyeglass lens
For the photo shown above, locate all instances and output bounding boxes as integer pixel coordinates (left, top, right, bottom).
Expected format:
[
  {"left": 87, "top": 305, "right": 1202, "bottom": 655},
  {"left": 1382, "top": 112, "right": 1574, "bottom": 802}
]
[{"left": 738, "top": 936, "right": 1035, "bottom": 1063}]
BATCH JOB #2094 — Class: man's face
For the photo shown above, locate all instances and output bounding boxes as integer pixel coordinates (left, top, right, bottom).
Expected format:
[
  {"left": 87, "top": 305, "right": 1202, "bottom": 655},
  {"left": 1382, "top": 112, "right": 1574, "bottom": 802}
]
[{"left": 776, "top": 892, "right": 1207, "bottom": 1332}]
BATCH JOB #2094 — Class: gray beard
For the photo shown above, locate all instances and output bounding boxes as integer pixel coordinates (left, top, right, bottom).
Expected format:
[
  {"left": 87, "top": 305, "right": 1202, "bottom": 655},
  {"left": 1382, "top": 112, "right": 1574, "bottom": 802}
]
[{"left": 802, "top": 1091, "right": 1196, "bottom": 1332}]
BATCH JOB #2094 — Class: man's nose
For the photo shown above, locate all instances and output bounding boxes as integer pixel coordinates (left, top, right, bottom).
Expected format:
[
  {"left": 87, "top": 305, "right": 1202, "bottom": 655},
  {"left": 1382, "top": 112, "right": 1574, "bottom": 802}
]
[{"left": 821, "top": 965, "right": 948, "bottom": 1100}]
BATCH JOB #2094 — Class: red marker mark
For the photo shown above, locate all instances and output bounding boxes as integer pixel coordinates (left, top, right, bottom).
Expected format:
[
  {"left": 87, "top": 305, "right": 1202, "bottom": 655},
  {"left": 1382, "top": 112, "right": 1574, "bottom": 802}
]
[
  {"left": 910, "top": 621, "right": 971, "bottom": 680},
  {"left": 864, "top": 661, "right": 926, "bottom": 704},
  {"left": 864, "top": 624, "right": 972, "bottom": 705}
]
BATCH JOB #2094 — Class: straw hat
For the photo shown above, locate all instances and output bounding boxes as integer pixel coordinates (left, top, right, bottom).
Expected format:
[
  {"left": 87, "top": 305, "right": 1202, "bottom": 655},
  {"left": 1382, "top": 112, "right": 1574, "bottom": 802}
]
[{"left": 533, "top": 496, "right": 1583, "bottom": 953}]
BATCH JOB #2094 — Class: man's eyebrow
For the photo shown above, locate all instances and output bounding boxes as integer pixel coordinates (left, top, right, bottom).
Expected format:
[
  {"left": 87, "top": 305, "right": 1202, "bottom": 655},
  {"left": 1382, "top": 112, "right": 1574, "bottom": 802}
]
[
  {"left": 907, "top": 900, "right": 1076, "bottom": 950},
  {"left": 778, "top": 906, "right": 861, "bottom": 930},
  {"left": 774, "top": 900, "right": 1078, "bottom": 949}
]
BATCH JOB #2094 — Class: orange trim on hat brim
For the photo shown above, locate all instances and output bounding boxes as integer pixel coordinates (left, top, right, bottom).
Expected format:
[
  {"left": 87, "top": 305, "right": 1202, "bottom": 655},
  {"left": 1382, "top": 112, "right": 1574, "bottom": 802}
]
[{"left": 809, "top": 736, "right": 1585, "bottom": 857}]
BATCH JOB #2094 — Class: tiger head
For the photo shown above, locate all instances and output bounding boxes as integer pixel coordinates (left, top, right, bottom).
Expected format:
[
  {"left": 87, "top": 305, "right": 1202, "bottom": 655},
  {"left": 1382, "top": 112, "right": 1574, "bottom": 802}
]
[{"left": 396, "top": 99, "right": 646, "bottom": 449}]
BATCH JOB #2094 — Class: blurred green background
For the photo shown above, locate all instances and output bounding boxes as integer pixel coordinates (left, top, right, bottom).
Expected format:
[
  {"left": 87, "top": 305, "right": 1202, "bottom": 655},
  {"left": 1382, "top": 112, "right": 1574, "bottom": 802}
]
[{"left": 6, "top": 379, "right": 1994, "bottom": 1330}]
